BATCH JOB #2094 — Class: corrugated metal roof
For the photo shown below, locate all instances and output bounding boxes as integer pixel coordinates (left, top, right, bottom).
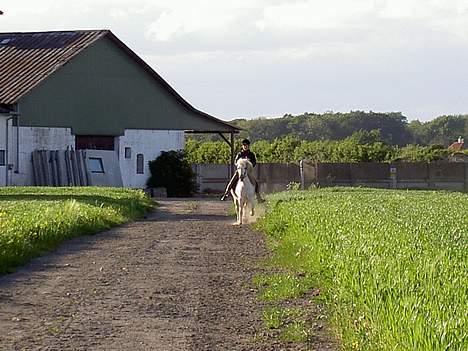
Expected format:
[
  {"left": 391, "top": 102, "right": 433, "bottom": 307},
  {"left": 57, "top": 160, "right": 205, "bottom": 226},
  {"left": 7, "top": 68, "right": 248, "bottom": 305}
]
[{"left": 0, "top": 30, "right": 107, "bottom": 104}]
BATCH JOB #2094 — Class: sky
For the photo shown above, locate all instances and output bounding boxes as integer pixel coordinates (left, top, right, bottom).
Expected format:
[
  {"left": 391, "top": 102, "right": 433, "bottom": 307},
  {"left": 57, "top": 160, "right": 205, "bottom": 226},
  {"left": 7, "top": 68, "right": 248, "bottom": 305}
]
[{"left": 1, "top": 0, "right": 468, "bottom": 122}]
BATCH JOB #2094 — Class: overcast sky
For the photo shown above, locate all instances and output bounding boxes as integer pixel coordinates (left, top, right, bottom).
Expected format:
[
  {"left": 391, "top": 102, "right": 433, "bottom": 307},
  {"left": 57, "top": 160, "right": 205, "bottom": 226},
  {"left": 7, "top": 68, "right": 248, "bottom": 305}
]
[{"left": 1, "top": 0, "right": 468, "bottom": 122}]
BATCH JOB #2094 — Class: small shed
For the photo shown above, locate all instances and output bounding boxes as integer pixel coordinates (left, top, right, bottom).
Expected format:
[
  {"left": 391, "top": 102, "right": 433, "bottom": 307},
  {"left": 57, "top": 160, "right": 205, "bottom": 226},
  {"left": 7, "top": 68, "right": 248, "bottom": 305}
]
[{"left": 0, "top": 30, "right": 239, "bottom": 187}]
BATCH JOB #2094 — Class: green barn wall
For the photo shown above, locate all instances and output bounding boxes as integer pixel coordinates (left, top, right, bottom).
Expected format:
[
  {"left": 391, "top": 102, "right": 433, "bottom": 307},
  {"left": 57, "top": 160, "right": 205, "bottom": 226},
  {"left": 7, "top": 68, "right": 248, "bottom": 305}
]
[{"left": 18, "top": 36, "right": 229, "bottom": 135}]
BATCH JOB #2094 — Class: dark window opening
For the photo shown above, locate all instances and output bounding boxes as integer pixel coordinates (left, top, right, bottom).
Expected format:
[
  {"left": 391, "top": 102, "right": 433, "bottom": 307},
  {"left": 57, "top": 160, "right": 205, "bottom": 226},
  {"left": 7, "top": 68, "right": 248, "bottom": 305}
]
[
  {"left": 76, "top": 135, "right": 115, "bottom": 150},
  {"left": 136, "top": 154, "right": 144, "bottom": 174},
  {"left": 125, "top": 147, "right": 131, "bottom": 159},
  {"left": 0, "top": 150, "right": 5, "bottom": 166},
  {"left": 88, "top": 157, "right": 105, "bottom": 173}
]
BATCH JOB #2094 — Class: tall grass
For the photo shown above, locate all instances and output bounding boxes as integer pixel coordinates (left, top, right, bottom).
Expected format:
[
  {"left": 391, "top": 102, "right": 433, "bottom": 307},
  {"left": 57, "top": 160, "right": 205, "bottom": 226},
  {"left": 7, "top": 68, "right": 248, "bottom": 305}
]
[
  {"left": 257, "top": 188, "right": 467, "bottom": 350},
  {"left": 0, "top": 187, "right": 153, "bottom": 274}
]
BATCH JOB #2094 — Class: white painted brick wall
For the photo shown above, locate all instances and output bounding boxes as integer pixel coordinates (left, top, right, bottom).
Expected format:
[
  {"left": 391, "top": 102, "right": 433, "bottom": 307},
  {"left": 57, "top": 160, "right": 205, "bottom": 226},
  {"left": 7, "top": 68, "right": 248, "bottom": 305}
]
[
  {"left": 117, "top": 129, "right": 185, "bottom": 188},
  {"left": 0, "top": 115, "right": 7, "bottom": 186}
]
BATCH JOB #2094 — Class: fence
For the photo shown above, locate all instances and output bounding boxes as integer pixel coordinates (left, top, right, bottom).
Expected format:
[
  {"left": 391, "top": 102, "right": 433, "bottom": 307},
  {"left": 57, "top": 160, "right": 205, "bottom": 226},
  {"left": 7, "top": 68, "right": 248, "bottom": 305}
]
[
  {"left": 192, "top": 163, "right": 301, "bottom": 193},
  {"left": 309, "top": 162, "right": 468, "bottom": 191},
  {"left": 192, "top": 161, "right": 468, "bottom": 193}
]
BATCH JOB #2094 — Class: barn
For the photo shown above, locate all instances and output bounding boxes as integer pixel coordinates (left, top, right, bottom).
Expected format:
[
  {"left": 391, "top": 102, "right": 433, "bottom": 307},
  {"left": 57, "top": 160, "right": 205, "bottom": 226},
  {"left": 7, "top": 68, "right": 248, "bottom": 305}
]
[{"left": 0, "top": 30, "right": 239, "bottom": 188}]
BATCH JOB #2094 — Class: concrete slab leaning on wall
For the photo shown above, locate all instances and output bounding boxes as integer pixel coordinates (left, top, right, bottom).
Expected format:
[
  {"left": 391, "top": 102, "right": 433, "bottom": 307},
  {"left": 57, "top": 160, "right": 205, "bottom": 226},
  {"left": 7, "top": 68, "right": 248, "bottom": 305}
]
[{"left": 31, "top": 149, "right": 123, "bottom": 187}]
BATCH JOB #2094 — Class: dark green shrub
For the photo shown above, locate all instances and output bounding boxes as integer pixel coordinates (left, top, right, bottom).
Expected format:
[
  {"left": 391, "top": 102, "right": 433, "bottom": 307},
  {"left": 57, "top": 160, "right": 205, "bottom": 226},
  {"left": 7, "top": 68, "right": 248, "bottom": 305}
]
[{"left": 147, "top": 151, "right": 198, "bottom": 197}]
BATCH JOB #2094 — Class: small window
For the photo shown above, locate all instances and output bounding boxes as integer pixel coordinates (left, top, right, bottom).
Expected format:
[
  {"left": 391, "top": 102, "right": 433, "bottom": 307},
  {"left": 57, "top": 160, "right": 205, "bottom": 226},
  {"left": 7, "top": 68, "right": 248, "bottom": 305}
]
[
  {"left": 136, "top": 154, "right": 144, "bottom": 174},
  {"left": 0, "top": 150, "right": 5, "bottom": 166},
  {"left": 88, "top": 157, "right": 105, "bottom": 173},
  {"left": 124, "top": 147, "right": 131, "bottom": 159}
]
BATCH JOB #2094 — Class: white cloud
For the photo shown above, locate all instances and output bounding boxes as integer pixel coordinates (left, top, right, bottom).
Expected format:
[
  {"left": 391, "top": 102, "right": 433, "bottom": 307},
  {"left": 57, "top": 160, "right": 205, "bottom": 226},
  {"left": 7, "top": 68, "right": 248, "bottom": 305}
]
[
  {"left": 145, "top": 0, "right": 272, "bottom": 41},
  {"left": 256, "top": 0, "right": 375, "bottom": 31},
  {"left": 146, "top": 6, "right": 236, "bottom": 42},
  {"left": 374, "top": 0, "right": 468, "bottom": 43},
  {"left": 378, "top": 0, "right": 462, "bottom": 19}
]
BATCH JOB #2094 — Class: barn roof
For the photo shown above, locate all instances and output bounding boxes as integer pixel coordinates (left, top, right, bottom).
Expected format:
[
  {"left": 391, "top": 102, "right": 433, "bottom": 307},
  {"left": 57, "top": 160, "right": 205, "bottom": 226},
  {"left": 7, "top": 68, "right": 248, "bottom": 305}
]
[
  {"left": 0, "top": 30, "right": 107, "bottom": 104},
  {"left": 0, "top": 29, "right": 239, "bottom": 133}
]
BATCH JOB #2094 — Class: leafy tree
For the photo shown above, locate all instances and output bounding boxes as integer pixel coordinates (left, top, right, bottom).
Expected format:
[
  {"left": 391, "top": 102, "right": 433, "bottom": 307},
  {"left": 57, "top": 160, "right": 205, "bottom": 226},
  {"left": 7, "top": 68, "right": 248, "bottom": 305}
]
[
  {"left": 421, "top": 115, "right": 467, "bottom": 146},
  {"left": 407, "top": 115, "right": 468, "bottom": 145},
  {"left": 252, "top": 136, "right": 301, "bottom": 163},
  {"left": 228, "top": 111, "right": 413, "bottom": 145},
  {"left": 293, "top": 140, "right": 332, "bottom": 162},
  {"left": 407, "top": 120, "right": 427, "bottom": 144},
  {"left": 147, "top": 151, "right": 197, "bottom": 197},
  {"left": 346, "top": 129, "right": 384, "bottom": 144},
  {"left": 393, "top": 145, "right": 450, "bottom": 162}
]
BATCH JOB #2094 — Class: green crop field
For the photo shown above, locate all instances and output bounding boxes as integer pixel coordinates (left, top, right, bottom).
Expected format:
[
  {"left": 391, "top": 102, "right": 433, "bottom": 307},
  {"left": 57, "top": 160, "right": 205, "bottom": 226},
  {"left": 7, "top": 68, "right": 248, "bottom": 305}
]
[
  {"left": 257, "top": 188, "right": 467, "bottom": 350},
  {"left": 0, "top": 187, "right": 152, "bottom": 274}
]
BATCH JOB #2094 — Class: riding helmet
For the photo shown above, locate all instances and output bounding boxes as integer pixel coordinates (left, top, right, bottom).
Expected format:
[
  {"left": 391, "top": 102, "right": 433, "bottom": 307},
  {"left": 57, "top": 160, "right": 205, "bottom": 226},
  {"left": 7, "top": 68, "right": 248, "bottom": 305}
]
[{"left": 241, "top": 138, "right": 251, "bottom": 145}]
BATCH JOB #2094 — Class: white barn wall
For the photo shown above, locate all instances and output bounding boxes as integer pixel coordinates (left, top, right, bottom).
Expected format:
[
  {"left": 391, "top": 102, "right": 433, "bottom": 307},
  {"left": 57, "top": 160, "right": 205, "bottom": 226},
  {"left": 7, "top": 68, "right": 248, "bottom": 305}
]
[
  {"left": 0, "top": 115, "right": 7, "bottom": 186},
  {"left": 117, "top": 129, "right": 185, "bottom": 188}
]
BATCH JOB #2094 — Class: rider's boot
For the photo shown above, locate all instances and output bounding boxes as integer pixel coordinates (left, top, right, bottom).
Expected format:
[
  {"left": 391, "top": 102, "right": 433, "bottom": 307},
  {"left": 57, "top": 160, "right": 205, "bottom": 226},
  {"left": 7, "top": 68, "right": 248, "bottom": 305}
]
[{"left": 220, "top": 191, "right": 229, "bottom": 201}]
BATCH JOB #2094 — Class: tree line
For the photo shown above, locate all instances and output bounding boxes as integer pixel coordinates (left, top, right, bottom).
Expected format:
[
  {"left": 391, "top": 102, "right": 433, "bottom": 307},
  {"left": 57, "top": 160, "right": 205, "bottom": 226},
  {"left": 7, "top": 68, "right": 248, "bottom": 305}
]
[
  {"left": 193, "top": 111, "right": 466, "bottom": 146},
  {"left": 186, "top": 129, "right": 466, "bottom": 164},
  {"left": 184, "top": 111, "right": 467, "bottom": 164}
]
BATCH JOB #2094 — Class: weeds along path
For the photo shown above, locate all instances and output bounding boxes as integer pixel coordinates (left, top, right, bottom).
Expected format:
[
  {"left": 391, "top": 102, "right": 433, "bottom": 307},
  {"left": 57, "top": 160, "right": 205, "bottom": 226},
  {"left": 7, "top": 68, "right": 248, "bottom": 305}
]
[{"left": 0, "top": 198, "right": 328, "bottom": 350}]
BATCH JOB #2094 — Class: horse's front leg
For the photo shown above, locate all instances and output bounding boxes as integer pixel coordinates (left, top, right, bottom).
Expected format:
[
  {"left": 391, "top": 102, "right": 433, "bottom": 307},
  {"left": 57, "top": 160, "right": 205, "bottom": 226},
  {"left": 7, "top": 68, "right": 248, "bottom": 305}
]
[
  {"left": 232, "top": 198, "right": 240, "bottom": 225},
  {"left": 239, "top": 200, "right": 245, "bottom": 225}
]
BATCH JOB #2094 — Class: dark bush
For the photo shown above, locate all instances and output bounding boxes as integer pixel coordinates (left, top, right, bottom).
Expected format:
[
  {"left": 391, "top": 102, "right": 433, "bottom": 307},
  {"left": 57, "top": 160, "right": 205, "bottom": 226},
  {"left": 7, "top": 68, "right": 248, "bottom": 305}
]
[{"left": 147, "top": 150, "right": 198, "bottom": 197}]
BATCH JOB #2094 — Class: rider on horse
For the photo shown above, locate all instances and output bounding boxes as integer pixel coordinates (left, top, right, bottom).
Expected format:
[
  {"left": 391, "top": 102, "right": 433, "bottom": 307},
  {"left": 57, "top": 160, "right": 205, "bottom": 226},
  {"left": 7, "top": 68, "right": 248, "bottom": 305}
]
[{"left": 220, "top": 138, "right": 265, "bottom": 203}]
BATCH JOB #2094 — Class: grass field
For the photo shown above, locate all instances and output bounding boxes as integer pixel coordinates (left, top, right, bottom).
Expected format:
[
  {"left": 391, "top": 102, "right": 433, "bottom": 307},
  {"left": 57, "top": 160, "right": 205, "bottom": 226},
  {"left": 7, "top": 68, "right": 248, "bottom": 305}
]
[
  {"left": 0, "top": 187, "right": 153, "bottom": 274},
  {"left": 256, "top": 188, "right": 467, "bottom": 350}
]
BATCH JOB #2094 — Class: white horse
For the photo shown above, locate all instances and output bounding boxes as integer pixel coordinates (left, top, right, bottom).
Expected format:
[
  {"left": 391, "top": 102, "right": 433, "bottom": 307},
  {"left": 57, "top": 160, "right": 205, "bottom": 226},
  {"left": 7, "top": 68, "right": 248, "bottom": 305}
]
[{"left": 231, "top": 159, "right": 256, "bottom": 225}]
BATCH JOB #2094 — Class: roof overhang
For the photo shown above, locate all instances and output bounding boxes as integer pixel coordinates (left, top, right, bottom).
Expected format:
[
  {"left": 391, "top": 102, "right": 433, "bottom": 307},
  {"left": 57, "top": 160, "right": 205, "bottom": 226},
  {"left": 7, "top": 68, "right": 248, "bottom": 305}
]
[
  {"left": 184, "top": 129, "right": 240, "bottom": 134},
  {"left": 0, "top": 103, "right": 14, "bottom": 114}
]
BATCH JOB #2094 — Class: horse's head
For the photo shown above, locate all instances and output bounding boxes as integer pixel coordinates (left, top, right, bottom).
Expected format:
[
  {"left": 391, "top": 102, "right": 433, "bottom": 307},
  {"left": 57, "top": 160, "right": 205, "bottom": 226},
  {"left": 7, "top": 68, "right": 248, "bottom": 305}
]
[{"left": 236, "top": 159, "right": 253, "bottom": 181}]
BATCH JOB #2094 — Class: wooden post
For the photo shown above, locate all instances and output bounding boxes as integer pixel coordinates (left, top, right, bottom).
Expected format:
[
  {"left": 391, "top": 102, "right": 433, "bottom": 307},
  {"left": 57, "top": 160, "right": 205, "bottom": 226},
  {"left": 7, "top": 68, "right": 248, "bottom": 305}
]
[{"left": 465, "top": 163, "right": 468, "bottom": 192}]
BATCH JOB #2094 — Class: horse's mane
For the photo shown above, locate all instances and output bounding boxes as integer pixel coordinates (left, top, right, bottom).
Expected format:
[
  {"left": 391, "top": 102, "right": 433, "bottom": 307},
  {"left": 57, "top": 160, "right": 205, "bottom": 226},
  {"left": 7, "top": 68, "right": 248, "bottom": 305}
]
[{"left": 236, "top": 158, "right": 253, "bottom": 171}]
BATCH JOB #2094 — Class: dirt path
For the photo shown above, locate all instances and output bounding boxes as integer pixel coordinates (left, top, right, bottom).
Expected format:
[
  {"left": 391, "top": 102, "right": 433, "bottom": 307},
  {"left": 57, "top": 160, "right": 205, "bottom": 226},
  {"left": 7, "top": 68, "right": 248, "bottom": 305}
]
[{"left": 0, "top": 198, "right": 334, "bottom": 351}]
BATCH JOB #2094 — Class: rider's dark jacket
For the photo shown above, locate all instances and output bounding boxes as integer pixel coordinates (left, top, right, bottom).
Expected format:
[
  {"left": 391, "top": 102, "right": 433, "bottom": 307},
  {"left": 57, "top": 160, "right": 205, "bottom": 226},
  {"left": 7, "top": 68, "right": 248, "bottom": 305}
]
[{"left": 235, "top": 150, "right": 257, "bottom": 167}]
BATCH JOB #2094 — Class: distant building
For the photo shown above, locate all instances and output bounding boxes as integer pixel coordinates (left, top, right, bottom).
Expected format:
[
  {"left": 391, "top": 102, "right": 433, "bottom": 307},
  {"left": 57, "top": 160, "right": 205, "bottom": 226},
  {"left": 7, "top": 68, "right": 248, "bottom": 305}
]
[
  {"left": 448, "top": 137, "right": 466, "bottom": 162},
  {"left": 448, "top": 137, "right": 465, "bottom": 152}
]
